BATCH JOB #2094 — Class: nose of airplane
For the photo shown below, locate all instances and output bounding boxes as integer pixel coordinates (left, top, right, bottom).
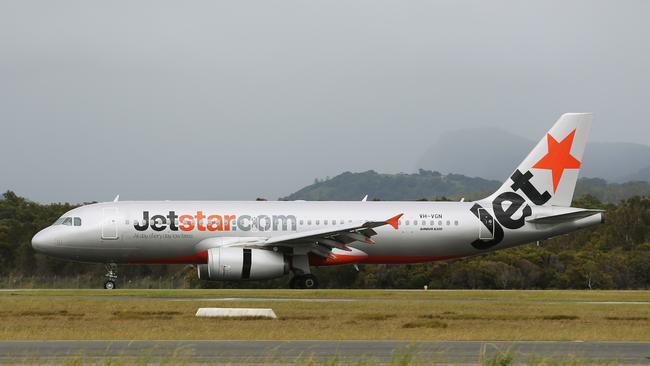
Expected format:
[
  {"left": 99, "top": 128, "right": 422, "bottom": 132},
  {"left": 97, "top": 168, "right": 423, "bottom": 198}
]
[{"left": 31, "top": 228, "right": 56, "bottom": 253}]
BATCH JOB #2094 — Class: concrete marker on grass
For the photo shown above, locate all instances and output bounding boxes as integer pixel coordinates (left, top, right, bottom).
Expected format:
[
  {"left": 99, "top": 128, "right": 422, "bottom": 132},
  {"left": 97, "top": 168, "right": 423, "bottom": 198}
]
[{"left": 195, "top": 308, "right": 277, "bottom": 319}]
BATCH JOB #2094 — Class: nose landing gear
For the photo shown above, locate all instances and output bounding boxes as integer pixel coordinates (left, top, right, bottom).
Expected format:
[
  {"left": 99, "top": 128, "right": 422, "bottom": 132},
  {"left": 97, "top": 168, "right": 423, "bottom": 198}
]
[{"left": 104, "top": 263, "right": 117, "bottom": 290}]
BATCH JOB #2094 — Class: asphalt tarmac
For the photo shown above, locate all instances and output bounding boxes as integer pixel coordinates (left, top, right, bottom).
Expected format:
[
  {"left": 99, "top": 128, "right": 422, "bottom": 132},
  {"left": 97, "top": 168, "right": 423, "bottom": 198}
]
[{"left": 0, "top": 340, "right": 648, "bottom": 364}]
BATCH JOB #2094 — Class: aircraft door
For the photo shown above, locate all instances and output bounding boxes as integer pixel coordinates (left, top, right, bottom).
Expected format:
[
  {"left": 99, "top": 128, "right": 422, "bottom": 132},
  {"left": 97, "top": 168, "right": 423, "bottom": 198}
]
[
  {"left": 477, "top": 208, "right": 495, "bottom": 241},
  {"left": 102, "top": 207, "right": 119, "bottom": 240}
]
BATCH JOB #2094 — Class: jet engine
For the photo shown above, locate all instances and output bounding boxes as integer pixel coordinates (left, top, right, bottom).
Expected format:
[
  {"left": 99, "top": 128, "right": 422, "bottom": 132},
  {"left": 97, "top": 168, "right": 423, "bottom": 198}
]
[{"left": 197, "top": 247, "right": 289, "bottom": 281}]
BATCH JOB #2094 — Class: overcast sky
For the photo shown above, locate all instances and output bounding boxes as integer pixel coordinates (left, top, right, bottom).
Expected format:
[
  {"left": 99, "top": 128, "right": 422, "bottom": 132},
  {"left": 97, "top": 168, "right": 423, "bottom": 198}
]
[{"left": 1, "top": 1, "right": 649, "bottom": 203}]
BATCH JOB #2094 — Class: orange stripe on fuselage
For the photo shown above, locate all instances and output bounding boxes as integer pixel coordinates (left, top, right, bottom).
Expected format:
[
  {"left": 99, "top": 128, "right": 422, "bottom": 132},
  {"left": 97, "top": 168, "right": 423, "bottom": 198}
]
[
  {"left": 309, "top": 254, "right": 460, "bottom": 266},
  {"left": 129, "top": 250, "right": 208, "bottom": 264},
  {"left": 129, "top": 251, "right": 459, "bottom": 266}
]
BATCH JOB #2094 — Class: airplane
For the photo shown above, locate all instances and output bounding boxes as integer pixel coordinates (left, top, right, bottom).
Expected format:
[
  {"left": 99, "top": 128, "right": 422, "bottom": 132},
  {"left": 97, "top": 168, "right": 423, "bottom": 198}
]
[{"left": 32, "top": 113, "right": 603, "bottom": 289}]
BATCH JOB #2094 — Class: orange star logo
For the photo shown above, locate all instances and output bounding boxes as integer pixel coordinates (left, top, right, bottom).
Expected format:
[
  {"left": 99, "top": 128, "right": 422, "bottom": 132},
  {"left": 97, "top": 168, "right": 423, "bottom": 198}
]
[{"left": 532, "top": 129, "right": 581, "bottom": 192}]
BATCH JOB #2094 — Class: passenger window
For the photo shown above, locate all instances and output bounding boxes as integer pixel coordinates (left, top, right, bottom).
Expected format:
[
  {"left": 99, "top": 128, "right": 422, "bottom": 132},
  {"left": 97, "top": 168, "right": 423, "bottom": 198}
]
[
  {"left": 74, "top": 217, "right": 82, "bottom": 226},
  {"left": 446, "top": 220, "right": 450, "bottom": 226},
  {"left": 454, "top": 220, "right": 459, "bottom": 226},
  {"left": 316, "top": 220, "right": 320, "bottom": 225},
  {"left": 430, "top": 220, "right": 434, "bottom": 226},
  {"left": 413, "top": 220, "right": 418, "bottom": 225},
  {"left": 324, "top": 220, "right": 328, "bottom": 225},
  {"left": 307, "top": 220, "right": 312, "bottom": 225},
  {"left": 300, "top": 220, "right": 304, "bottom": 225},
  {"left": 62, "top": 217, "right": 72, "bottom": 226},
  {"left": 340, "top": 220, "right": 344, "bottom": 224},
  {"left": 438, "top": 220, "right": 443, "bottom": 226},
  {"left": 405, "top": 220, "right": 410, "bottom": 225}
]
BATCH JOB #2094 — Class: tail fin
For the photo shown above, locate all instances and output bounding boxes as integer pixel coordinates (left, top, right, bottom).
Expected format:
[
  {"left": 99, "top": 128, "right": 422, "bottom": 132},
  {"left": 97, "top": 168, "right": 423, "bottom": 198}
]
[{"left": 486, "top": 113, "right": 592, "bottom": 207}]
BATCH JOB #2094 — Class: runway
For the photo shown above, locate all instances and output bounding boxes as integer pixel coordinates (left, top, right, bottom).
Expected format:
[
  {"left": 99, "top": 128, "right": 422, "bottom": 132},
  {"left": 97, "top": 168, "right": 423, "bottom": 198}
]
[{"left": 0, "top": 340, "right": 648, "bottom": 364}]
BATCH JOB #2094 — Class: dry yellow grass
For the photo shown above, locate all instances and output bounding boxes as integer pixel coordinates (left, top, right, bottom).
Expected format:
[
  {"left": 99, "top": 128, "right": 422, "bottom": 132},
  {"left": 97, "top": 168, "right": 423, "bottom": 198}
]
[{"left": 0, "top": 289, "right": 649, "bottom": 341}]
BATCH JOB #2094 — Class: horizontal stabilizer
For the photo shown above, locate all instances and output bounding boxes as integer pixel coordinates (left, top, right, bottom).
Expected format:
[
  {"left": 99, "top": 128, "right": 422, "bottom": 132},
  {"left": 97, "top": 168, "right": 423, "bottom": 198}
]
[{"left": 527, "top": 209, "right": 604, "bottom": 224}]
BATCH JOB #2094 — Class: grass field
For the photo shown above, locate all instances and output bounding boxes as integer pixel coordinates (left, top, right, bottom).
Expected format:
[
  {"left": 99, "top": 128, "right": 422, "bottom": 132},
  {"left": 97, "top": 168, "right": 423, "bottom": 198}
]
[{"left": 1, "top": 289, "right": 649, "bottom": 341}]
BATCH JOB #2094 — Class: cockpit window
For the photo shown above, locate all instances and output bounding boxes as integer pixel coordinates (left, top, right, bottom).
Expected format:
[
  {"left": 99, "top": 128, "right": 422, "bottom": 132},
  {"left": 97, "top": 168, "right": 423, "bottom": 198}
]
[{"left": 53, "top": 216, "right": 83, "bottom": 226}]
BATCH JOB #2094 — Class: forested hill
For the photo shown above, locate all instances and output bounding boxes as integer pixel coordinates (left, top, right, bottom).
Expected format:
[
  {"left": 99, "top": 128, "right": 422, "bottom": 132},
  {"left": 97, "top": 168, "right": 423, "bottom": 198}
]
[
  {"left": 281, "top": 169, "right": 650, "bottom": 203},
  {"left": 282, "top": 170, "right": 500, "bottom": 201}
]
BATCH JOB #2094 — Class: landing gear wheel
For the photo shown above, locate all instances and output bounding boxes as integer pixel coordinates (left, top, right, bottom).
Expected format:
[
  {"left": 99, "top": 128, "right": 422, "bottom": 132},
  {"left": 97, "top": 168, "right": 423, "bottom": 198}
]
[
  {"left": 302, "top": 275, "right": 318, "bottom": 289},
  {"left": 103, "top": 263, "right": 117, "bottom": 290},
  {"left": 292, "top": 274, "right": 319, "bottom": 289}
]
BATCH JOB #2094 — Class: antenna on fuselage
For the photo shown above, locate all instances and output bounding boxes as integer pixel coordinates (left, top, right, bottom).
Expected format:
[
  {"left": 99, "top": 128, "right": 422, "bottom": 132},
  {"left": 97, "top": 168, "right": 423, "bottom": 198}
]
[{"left": 113, "top": 195, "right": 120, "bottom": 202}]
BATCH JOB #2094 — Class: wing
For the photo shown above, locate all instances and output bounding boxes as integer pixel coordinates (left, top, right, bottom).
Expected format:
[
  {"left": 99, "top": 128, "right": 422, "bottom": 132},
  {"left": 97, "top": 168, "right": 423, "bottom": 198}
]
[
  {"left": 268, "top": 213, "right": 401, "bottom": 246},
  {"left": 198, "top": 213, "right": 403, "bottom": 257}
]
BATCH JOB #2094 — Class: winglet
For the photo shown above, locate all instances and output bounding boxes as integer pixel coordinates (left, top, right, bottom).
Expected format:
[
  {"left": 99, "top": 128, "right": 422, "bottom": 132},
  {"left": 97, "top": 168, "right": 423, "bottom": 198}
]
[
  {"left": 113, "top": 195, "right": 120, "bottom": 202},
  {"left": 385, "top": 213, "right": 403, "bottom": 230}
]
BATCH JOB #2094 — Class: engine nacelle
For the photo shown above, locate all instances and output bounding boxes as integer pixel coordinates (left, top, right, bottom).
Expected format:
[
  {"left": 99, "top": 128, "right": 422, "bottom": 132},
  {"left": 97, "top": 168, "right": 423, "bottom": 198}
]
[{"left": 197, "top": 247, "right": 289, "bottom": 281}]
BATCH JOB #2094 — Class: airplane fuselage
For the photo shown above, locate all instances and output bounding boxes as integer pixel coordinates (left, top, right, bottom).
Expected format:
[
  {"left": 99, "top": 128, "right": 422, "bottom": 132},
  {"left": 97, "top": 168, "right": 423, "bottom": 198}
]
[{"left": 32, "top": 200, "right": 601, "bottom": 265}]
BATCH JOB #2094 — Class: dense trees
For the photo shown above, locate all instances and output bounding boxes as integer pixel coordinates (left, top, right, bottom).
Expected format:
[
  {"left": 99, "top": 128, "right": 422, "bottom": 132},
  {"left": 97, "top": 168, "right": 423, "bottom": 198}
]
[{"left": 1, "top": 190, "right": 648, "bottom": 289}]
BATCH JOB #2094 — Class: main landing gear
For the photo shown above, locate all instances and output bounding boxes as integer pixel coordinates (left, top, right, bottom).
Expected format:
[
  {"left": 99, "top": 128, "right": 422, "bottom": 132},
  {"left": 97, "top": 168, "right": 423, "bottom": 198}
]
[
  {"left": 104, "top": 263, "right": 117, "bottom": 290},
  {"left": 289, "top": 254, "right": 319, "bottom": 289},
  {"left": 290, "top": 274, "right": 319, "bottom": 289}
]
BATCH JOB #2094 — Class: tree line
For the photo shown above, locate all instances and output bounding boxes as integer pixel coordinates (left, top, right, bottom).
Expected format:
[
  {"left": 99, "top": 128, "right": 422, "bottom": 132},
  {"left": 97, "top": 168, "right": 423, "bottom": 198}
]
[{"left": 0, "top": 191, "right": 648, "bottom": 289}]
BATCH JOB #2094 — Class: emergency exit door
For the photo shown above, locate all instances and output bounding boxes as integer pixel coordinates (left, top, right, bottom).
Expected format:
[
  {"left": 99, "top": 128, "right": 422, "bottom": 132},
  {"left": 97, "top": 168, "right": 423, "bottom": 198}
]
[
  {"left": 477, "top": 208, "right": 495, "bottom": 241},
  {"left": 102, "top": 207, "right": 119, "bottom": 240}
]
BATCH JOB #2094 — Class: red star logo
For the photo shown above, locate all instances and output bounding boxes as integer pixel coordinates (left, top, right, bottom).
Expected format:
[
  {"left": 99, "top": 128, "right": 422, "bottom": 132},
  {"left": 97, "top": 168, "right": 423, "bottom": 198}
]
[{"left": 532, "top": 129, "right": 581, "bottom": 192}]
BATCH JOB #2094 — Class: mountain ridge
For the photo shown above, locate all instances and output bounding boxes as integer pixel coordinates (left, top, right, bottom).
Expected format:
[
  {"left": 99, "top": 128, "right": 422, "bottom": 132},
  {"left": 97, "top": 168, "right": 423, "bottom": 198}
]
[
  {"left": 281, "top": 169, "right": 650, "bottom": 204},
  {"left": 416, "top": 127, "right": 650, "bottom": 183}
]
